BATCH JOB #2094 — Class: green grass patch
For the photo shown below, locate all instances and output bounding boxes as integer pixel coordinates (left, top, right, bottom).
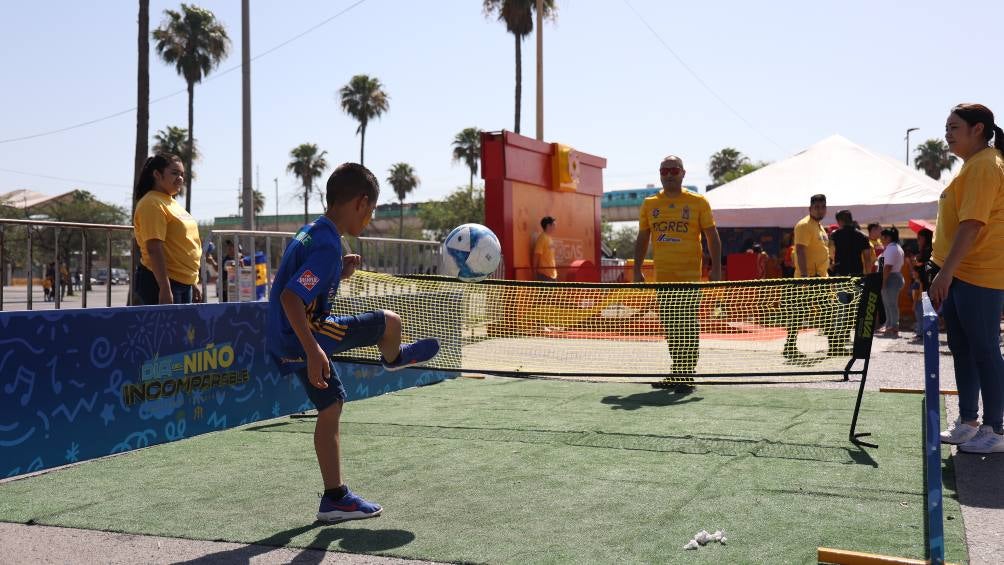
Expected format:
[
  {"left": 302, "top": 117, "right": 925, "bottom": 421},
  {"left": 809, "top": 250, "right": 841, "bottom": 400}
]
[{"left": 0, "top": 378, "right": 967, "bottom": 564}]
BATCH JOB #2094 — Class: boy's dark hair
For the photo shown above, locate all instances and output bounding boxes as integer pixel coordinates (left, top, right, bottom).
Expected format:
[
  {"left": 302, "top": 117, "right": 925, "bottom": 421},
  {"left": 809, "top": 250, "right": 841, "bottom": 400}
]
[
  {"left": 134, "top": 153, "right": 183, "bottom": 201},
  {"left": 835, "top": 209, "right": 853, "bottom": 223},
  {"left": 881, "top": 226, "right": 899, "bottom": 243},
  {"left": 867, "top": 222, "right": 881, "bottom": 232},
  {"left": 541, "top": 216, "right": 555, "bottom": 230},
  {"left": 325, "top": 162, "right": 379, "bottom": 208},
  {"left": 809, "top": 194, "right": 826, "bottom": 205}
]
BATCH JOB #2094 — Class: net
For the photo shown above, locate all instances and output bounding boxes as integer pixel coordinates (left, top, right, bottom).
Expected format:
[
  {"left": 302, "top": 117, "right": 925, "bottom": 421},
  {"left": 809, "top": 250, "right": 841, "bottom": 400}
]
[{"left": 330, "top": 271, "right": 870, "bottom": 382}]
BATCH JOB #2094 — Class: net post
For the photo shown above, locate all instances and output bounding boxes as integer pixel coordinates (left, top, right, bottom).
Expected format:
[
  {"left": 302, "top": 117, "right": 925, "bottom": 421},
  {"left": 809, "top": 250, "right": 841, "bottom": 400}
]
[
  {"left": 921, "top": 294, "right": 945, "bottom": 564},
  {"left": 848, "top": 357, "right": 876, "bottom": 448},
  {"left": 848, "top": 273, "right": 882, "bottom": 448}
]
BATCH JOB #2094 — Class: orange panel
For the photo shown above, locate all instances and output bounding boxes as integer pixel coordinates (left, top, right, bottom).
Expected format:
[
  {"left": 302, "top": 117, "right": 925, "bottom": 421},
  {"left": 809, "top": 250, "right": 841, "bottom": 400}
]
[{"left": 510, "top": 181, "right": 598, "bottom": 280}]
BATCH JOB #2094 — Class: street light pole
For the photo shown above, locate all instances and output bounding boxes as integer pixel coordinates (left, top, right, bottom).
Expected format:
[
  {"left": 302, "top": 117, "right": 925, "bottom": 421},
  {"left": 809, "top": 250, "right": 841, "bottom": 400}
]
[
  {"left": 905, "top": 127, "right": 919, "bottom": 165},
  {"left": 535, "top": 0, "right": 543, "bottom": 141},
  {"left": 274, "top": 178, "right": 279, "bottom": 231}
]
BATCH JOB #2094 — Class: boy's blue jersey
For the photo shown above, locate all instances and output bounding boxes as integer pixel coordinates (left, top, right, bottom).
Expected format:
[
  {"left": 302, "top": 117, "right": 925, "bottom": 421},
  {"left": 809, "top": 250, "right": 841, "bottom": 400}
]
[{"left": 267, "top": 216, "right": 343, "bottom": 358}]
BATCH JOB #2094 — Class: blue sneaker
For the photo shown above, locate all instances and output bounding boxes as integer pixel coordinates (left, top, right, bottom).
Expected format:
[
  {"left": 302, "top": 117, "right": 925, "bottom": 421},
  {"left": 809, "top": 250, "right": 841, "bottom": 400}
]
[
  {"left": 382, "top": 338, "right": 440, "bottom": 372},
  {"left": 317, "top": 487, "right": 382, "bottom": 521}
]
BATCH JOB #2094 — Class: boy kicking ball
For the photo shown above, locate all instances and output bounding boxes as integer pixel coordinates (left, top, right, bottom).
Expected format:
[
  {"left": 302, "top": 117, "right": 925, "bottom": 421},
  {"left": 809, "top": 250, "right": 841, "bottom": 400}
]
[{"left": 267, "top": 162, "right": 439, "bottom": 521}]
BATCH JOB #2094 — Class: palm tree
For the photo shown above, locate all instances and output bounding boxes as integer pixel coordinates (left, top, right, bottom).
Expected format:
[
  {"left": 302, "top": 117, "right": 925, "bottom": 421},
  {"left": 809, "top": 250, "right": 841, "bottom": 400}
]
[
  {"left": 708, "top": 147, "right": 750, "bottom": 184},
  {"left": 131, "top": 0, "right": 150, "bottom": 304},
  {"left": 387, "top": 163, "right": 420, "bottom": 238},
  {"left": 134, "top": 0, "right": 150, "bottom": 193},
  {"left": 452, "top": 127, "right": 482, "bottom": 189},
  {"left": 339, "top": 75, "right": 389, "bottom": 166},
  {"left": 153, "top": 4, "right": 231, "bottom": 212},
  {"left": 152, "top": 126, "right": 199, "bottom": 174},
  {"left": 238, "top": 189, "right": 265, "bottom": 218},
  {"left": 914, "top": 139, "right": 957, "bottom": 180},
  {"left": 483, "top": 0, "right": 556, "bottom": 134},
  {"left": 287, "top": 143, "right": 328, "bottom": 225}
]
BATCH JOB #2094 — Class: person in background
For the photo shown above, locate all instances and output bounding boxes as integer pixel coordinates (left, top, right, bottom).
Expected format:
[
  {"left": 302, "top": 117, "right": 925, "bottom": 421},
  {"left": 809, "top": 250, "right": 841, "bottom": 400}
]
[
  {"left": 532, "top": 216, "right": 559, "bottom": 282},
  {"left": 929, "top": 103, "right": 1004, "bottom": 454},
  {"left": 750, "top": 243, "right": 768, "bottom": 279},
  {"left": 911, "top": 228, "right": 934, "bottom": 341},
  {"left": 877, "top": 226, "right": 905, "bottom": 338},
  {"left": 783, "top": 194, "right": 829, "bottom": 361},
  {"left": 780, "top": 233, "right": 795, "bottom": 278},
  {"left": 867, "top": 222, "right": 884, "bottom": 273},
  {"left": 43, "top": 262, "right": 55, "bottom": 302},
  {"left": 830, "top": 210, "right": 871, "bottom": 276},
  {"left": 219, "top": 239, "right": 240, "bottom": 302},
  {"left": 132, "top": 153, "right": 203, "bottom": 305}
]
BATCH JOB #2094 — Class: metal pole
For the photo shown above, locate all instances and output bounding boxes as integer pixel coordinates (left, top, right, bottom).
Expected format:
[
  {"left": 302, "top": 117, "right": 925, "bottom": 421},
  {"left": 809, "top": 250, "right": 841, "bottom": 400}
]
[
  {"left": 240, "top": 0, "right": 254, "bottom": 233},
  {"left": 274, "top": 178, "right": 279, "bottom": 231},
  {"left": 106, "top": 231, "right": 112, "bottom": 307},
  {"left": 0, "top": 224, "right": 4, "bottom": 309},
  {"left": 535, "top": 0, "right": 544, "bottom": 141},
  {"left": 905, "top": 127, "right": 919, "bottom": 165},
  {"left": 81, "top": 231, "right": 88, "bottom": 309},
  {"left": 265, "top": 235, "right": 272, "bottom": 300},
  {"left": 26, "top": 226, "right": 33, "bottom": 310},
  {"left": 54, "top": 227, "right": 61, "bottom": 309},
  {"left": 216, "top": 232, "right": 223, "bottom": 303}
]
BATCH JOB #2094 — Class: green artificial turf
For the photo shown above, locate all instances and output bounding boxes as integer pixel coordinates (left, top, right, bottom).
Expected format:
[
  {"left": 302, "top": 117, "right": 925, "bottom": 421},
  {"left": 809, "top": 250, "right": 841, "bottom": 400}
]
[{"left": 0, "top": 378, "right": 968, "bottom": 564}]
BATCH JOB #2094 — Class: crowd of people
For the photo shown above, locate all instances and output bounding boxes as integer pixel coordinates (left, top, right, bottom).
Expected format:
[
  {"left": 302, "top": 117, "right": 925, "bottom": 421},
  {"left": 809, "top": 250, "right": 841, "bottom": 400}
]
[{"left": 630, "top": 102, "right": 1003, "bottom": 455}]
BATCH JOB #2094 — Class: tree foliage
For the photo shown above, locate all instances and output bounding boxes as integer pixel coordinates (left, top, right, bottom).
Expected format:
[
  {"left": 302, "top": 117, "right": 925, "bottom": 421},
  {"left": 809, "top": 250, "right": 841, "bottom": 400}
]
[
  {"left": 339, "top": 74, "right": 389, "bottom": 166},
  {"left": 418, "top": 185, "right": 485, "bottom": 241},
  {"left": 719, "top": 161, "right": 769, "bottom": 184},
  {"left": 914, "top": 139, "right": 957, "bottom": 180},
  {"left": 152, "top": 125, "right": 198, "bottom": 179},
  {"left": 452, "top": 127, "right": 482, "bottom": 189},
  {"left": 287, "top": 143, "right": 328, "bottom": 225},
  {"left": 153, "top": 3, "right": 230, "bottom": 212},
  {"left": 387, "top": 163, "right": 420, "bottom": 238},
  {"left": 482, "top": 0, "right": 556, "bottom": 134},
  {"left": 708, "top": 147, "right": 749, "bottom": 183},
  {"left": 601, "top": 222, "right": 642, "bottom": 259},
  {"left": 0, "top": 191, "right": 131, "bottom": 278}
]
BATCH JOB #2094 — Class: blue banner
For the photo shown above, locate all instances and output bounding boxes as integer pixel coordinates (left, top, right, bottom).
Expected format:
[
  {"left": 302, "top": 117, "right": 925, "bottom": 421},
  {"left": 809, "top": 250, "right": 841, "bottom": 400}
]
[{"left": 0, "top": 302, "right": 457, "bottom": 478}]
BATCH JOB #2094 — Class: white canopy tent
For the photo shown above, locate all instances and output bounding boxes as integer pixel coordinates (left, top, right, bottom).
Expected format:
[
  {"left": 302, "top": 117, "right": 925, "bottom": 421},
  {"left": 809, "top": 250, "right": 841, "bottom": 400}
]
[{"left": 705, "top": 135, "right": 945, "bottom": 228}]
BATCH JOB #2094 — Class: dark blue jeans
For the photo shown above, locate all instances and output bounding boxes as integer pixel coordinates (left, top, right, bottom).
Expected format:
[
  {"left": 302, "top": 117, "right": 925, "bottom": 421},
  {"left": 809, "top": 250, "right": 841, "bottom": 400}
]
[
  {"left": 942, "top": 278, "right": 1004, "bottom": 432},
  {"left": 133, "top": 264, "right": 194, "bottom": 305}
]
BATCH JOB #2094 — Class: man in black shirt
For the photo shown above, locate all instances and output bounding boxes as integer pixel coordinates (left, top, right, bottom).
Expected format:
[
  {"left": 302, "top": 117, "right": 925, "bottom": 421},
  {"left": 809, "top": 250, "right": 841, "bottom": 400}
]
[
  {"left": 825, "top": 210, "right": 871, "bottom": 356},
  {"left": 830, "top": 210, "right": 871, "bottom": 275}
]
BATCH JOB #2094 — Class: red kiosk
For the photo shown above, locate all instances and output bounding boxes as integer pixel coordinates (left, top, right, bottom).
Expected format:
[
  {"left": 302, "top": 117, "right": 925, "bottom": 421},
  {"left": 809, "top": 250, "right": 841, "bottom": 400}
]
[{"left": 480, "top": 131, "right": 607, "bottom": 282}]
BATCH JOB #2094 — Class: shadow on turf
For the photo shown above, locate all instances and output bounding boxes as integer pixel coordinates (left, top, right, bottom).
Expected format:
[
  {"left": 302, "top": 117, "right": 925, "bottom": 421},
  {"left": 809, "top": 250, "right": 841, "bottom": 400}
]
[
  {"left": 599, "top": 389, "right": 702, "bottom": 410},
  {"left": 172, "top": 522, "right": 415, "bottom": 565},
  {"left": 950, "top": 451, "right": 1004, "bottom": 509}
]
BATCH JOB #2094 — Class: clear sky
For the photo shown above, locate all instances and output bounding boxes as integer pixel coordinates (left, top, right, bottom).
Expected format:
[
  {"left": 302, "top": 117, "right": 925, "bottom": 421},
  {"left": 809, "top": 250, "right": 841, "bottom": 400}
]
[{"left": 2, "top": 0, "right": 1002, "bottom": 223}]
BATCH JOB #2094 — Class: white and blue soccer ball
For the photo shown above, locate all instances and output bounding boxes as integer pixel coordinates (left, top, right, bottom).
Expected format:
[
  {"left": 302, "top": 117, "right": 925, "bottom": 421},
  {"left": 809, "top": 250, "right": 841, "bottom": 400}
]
[{"left": 441, "top": 223, "right": 502, "bottom": 282}]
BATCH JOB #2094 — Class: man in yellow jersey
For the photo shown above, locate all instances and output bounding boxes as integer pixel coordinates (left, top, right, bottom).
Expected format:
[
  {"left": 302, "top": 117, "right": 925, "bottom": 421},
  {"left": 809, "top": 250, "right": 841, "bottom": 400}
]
[
  {"left": 783, "top": 194, "right": 831, "bottom": 361},
  {"left": 532, "top": 216, "right": 559, "bottom": 281},
  {"left": 633, "top": 155, "right": 722, "bottom": 392}
]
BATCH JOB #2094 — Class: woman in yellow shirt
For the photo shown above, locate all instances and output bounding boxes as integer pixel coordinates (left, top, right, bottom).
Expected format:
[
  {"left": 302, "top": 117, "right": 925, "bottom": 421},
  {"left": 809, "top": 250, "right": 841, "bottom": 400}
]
[
  {"left": 929, "top": 103, "right": 1004, "bottom": 454},
  {"left": 132, "top": 153, "right": 203, "bottom": 305}
]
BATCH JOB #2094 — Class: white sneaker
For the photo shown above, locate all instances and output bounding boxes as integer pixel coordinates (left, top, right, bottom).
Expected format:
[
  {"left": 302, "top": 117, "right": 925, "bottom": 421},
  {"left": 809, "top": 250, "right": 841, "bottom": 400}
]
[
  {"left": 940, "top": 419, "right": 980, "bottom": 444},
  {"left": 959, "top": 426, "right": 1004, "bottom": 454}
]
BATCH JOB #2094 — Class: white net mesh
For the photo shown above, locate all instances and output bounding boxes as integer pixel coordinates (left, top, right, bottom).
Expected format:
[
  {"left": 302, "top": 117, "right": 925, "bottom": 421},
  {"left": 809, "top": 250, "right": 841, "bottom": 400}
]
[{"left": 330, "top": 271, "right": 866, "bottom": 382}]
